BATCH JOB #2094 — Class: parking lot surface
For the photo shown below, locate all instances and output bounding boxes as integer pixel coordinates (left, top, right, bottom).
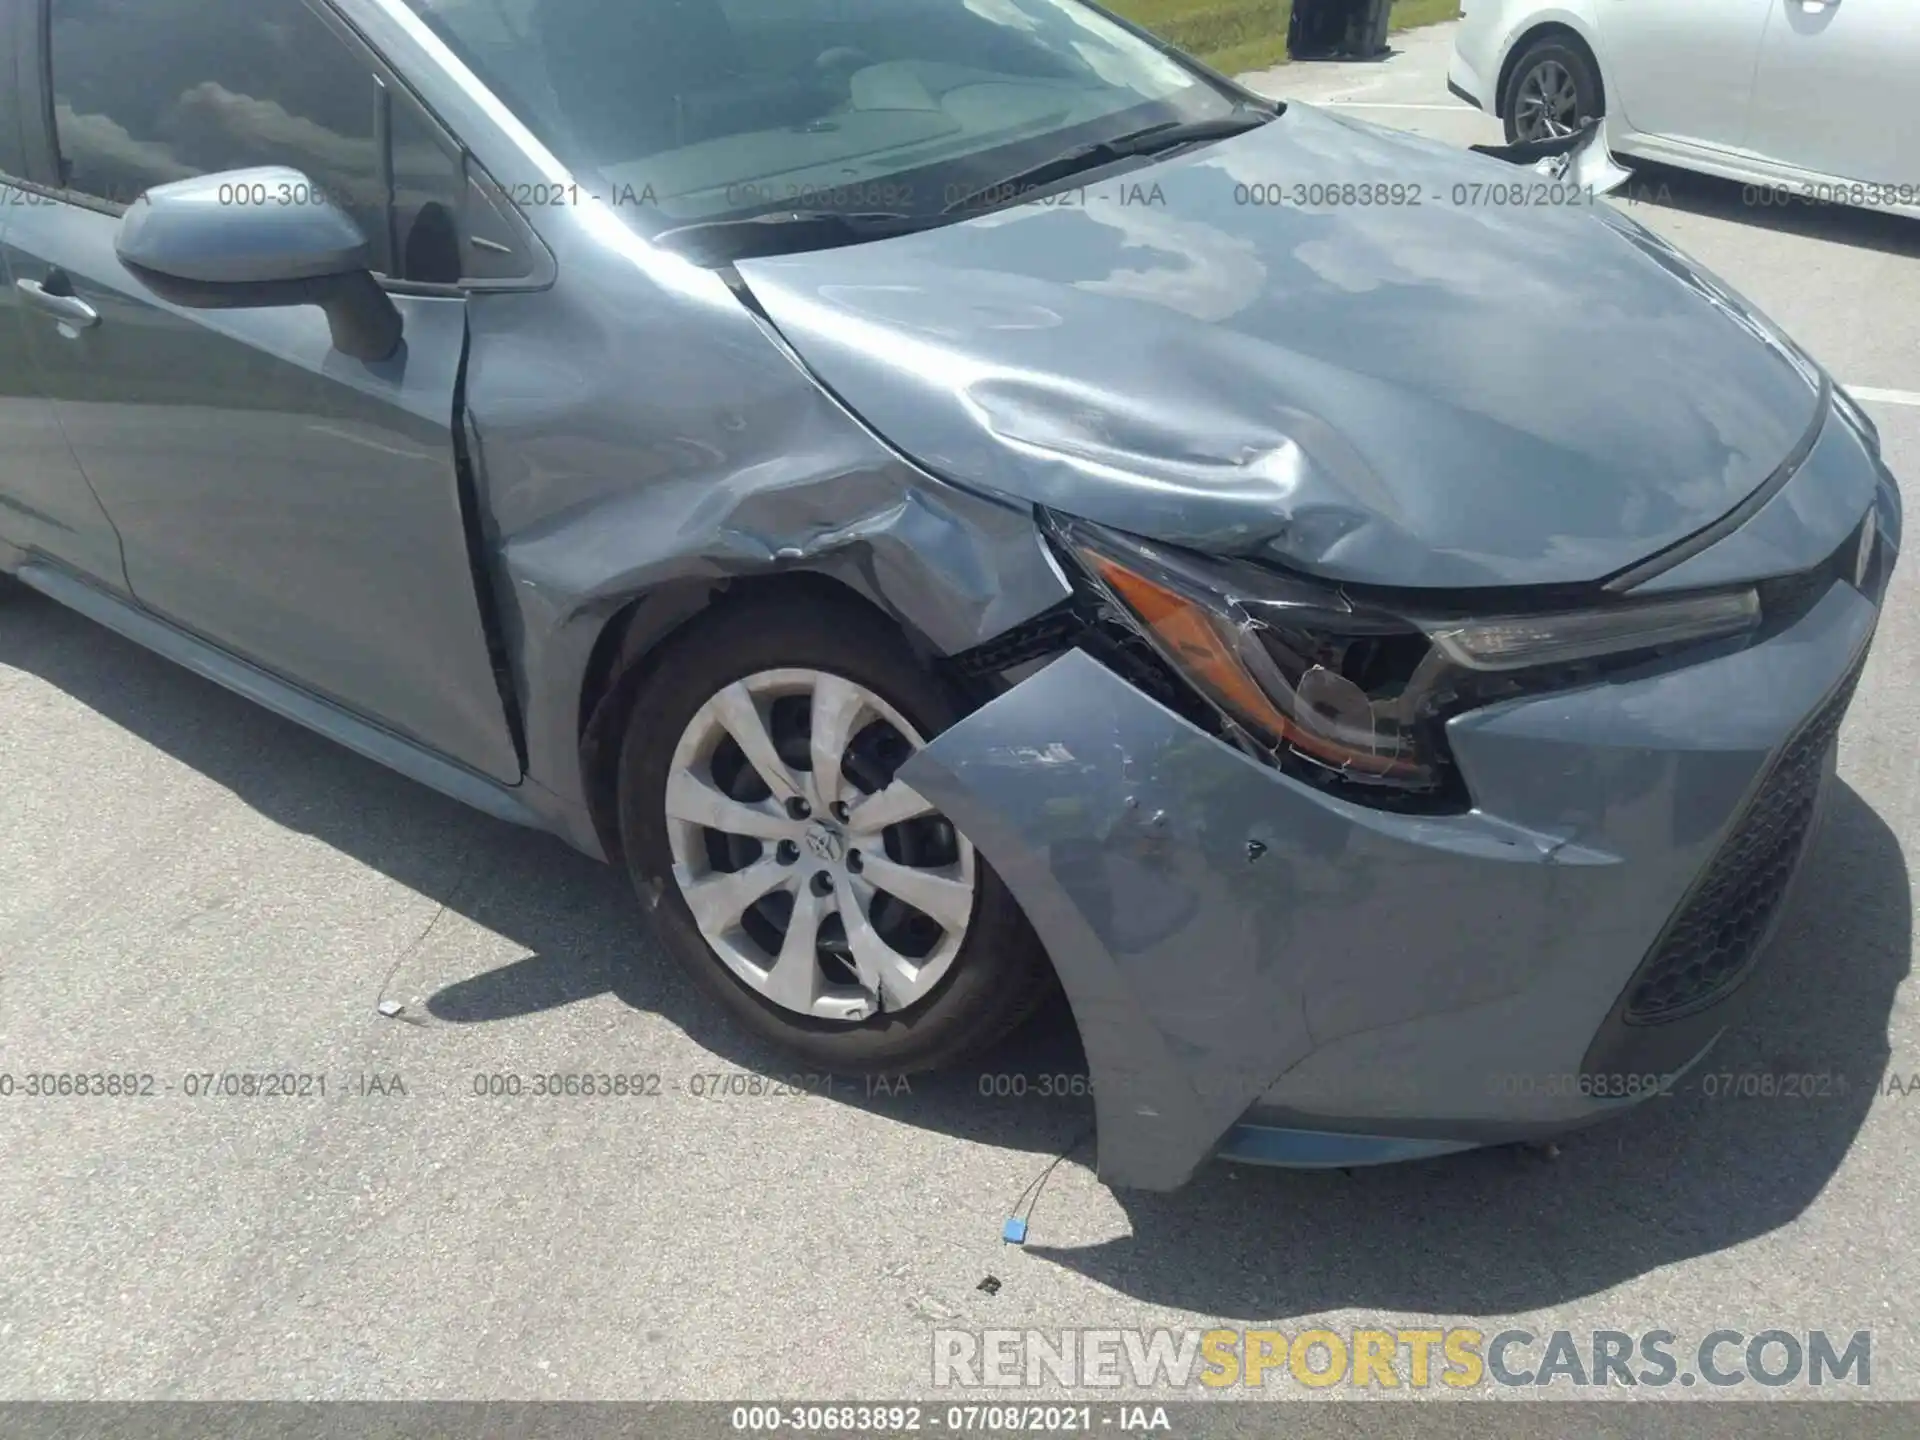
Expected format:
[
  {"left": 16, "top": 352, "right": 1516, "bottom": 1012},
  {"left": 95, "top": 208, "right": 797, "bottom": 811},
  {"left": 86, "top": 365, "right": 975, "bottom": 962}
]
[{"left": 4, "top": 20, "right": 1919, "bottom": 1405}]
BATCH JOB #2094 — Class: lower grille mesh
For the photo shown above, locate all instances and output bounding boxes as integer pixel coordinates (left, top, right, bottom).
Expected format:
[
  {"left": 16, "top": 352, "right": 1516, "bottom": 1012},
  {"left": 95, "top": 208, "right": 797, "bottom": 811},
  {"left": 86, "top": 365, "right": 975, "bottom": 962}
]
[{"left": 1623, "top": 652, "right": 1866, "bottom": 1024}]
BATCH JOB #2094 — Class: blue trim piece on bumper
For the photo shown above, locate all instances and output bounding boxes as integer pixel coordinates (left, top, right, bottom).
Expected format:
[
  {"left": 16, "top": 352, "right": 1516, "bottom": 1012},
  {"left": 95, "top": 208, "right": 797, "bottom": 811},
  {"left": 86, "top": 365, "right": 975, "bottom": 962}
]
[{"left": 1217, "top": 1124, "right": 1479, "bottom": 1169}]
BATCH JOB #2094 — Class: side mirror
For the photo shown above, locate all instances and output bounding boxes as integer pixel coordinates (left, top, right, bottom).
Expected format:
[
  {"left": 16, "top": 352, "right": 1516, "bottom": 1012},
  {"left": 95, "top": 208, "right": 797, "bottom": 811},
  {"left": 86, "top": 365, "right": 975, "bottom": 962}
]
[{"left": 115, "top": 166, "right": 404, "bottom": 362}]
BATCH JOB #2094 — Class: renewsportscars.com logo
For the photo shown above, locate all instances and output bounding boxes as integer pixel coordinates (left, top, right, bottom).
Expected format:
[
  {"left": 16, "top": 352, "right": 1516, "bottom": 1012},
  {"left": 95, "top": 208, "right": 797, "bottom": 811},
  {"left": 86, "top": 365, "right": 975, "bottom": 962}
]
[{"left": 931, "top": 1327, "right": 1872, "bottom": 1391}]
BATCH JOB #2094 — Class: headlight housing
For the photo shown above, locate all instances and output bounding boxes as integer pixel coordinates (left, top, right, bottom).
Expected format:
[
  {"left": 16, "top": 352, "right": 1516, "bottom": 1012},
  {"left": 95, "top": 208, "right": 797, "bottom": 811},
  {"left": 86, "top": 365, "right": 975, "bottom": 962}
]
[
  {"left": 1834, "top": 383, "right": 1882, "bottom": 457},
  {"left": 1054, "top": 517, "right": 1760, "bottom": 808}
]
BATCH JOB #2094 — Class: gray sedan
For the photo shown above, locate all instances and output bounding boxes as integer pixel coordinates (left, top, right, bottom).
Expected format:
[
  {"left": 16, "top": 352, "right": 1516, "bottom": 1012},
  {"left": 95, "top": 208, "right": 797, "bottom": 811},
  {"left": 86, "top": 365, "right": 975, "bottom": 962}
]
[{"left": 0, "top": 0, "right": 1901, "bottom": 1190}]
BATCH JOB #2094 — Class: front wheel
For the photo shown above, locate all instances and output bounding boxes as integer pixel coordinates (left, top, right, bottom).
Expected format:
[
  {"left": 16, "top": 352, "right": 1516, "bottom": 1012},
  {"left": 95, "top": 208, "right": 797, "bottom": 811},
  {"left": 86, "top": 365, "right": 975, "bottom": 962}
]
[
  {"left": 1503, "top": 37, "right": 1602, "bottom": 144},
  {"left": 615, "top": 594, "right": 1053, "bottom": 1073}
]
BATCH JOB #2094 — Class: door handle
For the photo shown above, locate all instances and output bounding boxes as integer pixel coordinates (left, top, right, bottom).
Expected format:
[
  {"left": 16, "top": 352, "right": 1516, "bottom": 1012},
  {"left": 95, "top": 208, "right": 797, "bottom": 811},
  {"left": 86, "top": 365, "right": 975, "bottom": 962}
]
[{"left": 15, "top": 276, "right": 100, "bottom": 330}]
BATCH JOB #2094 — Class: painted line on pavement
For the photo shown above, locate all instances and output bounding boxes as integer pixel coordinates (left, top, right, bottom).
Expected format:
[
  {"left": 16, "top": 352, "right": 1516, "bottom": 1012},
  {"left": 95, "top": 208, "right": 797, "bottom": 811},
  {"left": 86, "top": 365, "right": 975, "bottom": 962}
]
[
  {"left": 1316, "top": 101, "right": 1479, "bottom": 112},
  {"left": 1846, "top": 386, "right": 1920, "bottom": 409}
]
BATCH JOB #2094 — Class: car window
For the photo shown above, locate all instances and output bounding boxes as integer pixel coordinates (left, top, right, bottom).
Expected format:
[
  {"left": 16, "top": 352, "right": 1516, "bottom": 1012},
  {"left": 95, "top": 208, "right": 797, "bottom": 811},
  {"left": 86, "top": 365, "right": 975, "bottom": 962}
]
[
  {"left": 44, "top": 0, "right": 526, "bottom": 285},
  {"left": 389, "top": 84, "right": 469, "bottom": 286},
  {"left": 398, "top": 0, "right": 1240, "bottom": 233},
  {"left": 49, "top": 0, "right": 386, "bottom": 261}
]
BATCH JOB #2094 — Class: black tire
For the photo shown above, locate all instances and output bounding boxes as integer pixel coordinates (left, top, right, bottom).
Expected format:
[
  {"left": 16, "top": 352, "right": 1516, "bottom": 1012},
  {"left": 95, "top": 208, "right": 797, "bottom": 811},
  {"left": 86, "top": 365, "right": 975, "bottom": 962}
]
[
  {"left": 1502, "top": 36, "right": 1602, "bottom": 145},
  {"left": 615, "top": 592, "right": 1055, "bottom": 1074}
]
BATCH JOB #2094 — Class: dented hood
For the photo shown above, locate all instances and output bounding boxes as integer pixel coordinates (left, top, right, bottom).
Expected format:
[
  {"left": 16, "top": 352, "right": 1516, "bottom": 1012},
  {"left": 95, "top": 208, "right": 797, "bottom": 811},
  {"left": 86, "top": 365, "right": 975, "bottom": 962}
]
[{"left": 736, "top": 104, "right": 1824, "bottom": 589}]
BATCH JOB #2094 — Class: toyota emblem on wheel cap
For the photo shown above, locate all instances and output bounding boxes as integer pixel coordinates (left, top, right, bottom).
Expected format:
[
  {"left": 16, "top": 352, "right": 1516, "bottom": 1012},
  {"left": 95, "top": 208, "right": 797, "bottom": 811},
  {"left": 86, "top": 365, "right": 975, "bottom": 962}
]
[{"left": 804, "top": 824, "right": 845, "bottom": 864}]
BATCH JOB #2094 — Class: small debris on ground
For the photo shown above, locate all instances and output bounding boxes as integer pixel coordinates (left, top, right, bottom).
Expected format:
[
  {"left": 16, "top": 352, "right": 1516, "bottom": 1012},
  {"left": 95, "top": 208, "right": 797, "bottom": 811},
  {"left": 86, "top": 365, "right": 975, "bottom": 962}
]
[
  {"left": 977, "top": 1276, "right": 1002, "bottom": 1296},
  {"left": 377, "top": 1000, "right": 405, "bottom": 1018},
  {"left": 910, "top": 1293, "right": 963, "bottom": 1322}
]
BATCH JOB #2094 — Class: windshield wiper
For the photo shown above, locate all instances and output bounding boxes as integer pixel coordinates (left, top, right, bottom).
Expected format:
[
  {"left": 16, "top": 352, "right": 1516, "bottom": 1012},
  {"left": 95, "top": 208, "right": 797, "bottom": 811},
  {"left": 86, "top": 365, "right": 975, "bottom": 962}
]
[
  {"left": 652, "top": 209, "right": 938, "bottom": 263},
  {"left": 942, "top": 108, "right": 1275, "bottom": 215}
]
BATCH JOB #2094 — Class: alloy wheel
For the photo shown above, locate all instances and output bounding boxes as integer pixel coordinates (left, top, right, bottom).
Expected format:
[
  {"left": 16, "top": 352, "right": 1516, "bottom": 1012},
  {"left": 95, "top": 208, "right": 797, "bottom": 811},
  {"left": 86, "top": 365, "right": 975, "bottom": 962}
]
[
  {"left": 662, "top": 668, "right": 977, "bottom": 1023},
  {"left": 1515, "top": 58, "right": 1581, "bottom": 140}
]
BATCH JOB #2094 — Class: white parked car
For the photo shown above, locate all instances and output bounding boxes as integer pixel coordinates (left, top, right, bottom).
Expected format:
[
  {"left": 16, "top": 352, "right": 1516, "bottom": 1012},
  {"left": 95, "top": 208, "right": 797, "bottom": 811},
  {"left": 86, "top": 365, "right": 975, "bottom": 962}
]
[{"left": 1449, "top": 1, "right": 1920, "bottom": 218}]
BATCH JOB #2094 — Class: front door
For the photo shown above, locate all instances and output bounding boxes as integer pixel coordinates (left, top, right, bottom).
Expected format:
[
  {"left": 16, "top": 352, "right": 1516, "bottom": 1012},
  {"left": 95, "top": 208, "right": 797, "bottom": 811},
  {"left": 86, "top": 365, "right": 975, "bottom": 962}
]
[
  {"left": 8, "top": 0, "right": 520, "bottom": 783},
  {"left": 0, "top": 2, "right": 125, "bottom": 596},
  {"left": 1600, "top": 0, "right": 1773, "bottom": 153},
  {"left": 0, "top": 197, "right": 128, "bottom": 595}
]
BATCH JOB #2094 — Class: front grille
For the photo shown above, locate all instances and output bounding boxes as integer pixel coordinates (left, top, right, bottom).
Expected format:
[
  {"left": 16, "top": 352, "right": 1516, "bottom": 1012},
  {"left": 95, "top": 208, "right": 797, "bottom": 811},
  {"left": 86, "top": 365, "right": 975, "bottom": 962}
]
[{"left": 1622, "top": 650, "right": 1867, "bottom": 1024}]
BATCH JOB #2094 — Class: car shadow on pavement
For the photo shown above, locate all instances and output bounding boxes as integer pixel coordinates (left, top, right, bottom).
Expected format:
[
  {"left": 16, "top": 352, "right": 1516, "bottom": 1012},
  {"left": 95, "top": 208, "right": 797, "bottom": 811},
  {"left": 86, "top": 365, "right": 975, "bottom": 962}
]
[
  {"left": 3, "top": 589, "right": 1907, "bottom": 1317},
  {"left": 1612, "top": 162, "right": 1920, "bottom": 259},
  {"left": 0, "top": 585, "right": 1096, "bottom": 1150}
]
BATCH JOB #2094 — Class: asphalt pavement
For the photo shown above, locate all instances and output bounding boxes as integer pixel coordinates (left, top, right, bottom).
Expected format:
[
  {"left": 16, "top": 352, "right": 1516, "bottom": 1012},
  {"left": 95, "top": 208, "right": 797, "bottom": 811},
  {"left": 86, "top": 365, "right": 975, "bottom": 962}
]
[{"left": 3, "top": 20, "right": 1919, "bottom": 1409}]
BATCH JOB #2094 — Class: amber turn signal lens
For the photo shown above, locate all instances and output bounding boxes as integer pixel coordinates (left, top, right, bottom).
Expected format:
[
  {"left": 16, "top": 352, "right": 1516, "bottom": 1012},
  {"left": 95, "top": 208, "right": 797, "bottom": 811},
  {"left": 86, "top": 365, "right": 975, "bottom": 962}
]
[{"left": 1087, "top": 554, "right": 1295, "bottom": 742}]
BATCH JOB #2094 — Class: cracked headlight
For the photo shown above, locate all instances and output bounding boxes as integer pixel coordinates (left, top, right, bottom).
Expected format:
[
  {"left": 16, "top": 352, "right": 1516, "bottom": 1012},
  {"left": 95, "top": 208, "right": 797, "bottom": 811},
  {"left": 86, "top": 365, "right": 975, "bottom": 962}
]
[{"left": 1056, "top": 517, "right": 1759, "bottom": 804}]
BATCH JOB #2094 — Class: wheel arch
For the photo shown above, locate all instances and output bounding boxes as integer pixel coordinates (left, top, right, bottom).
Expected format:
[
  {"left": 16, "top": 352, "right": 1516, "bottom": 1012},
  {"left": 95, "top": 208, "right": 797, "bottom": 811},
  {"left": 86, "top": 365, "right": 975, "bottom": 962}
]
[
  {"left": 576, "top": 570, "right": 965, "bottom": 867},
  {"left": 1495, "top": 19, "right": 1607, "bottom": 121}
]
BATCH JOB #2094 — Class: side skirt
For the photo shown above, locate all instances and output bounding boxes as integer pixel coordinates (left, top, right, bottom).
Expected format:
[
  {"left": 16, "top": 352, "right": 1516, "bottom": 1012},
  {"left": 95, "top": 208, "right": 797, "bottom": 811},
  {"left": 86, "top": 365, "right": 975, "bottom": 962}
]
[{"left": 15, "top": 559, "right": 545, "bottom": 832}]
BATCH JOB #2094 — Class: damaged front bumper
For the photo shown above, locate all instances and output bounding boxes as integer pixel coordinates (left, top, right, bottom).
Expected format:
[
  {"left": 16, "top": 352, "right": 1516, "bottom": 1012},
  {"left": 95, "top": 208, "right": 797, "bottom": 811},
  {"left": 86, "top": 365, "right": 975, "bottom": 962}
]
[
  {"left": 901, "top": 560, "right": 1886, "bottom": 1190},
  {"left": 1470, "top": 116, "right": 1636, "bottom": 198}
]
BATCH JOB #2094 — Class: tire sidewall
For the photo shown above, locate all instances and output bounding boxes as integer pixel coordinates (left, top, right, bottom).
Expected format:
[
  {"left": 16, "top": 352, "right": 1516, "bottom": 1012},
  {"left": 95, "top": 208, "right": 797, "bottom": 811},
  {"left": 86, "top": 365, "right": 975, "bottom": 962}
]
[{"left": 614, "top": 596, "right": 1045, "bottom": 1074}]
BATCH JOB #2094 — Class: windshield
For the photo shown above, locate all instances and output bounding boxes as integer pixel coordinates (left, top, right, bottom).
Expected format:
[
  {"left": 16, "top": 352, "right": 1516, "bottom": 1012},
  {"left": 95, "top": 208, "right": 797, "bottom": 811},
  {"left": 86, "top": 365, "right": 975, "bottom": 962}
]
[{"left": 398, "top": 0, "right": 1250, "bottom": 233}]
